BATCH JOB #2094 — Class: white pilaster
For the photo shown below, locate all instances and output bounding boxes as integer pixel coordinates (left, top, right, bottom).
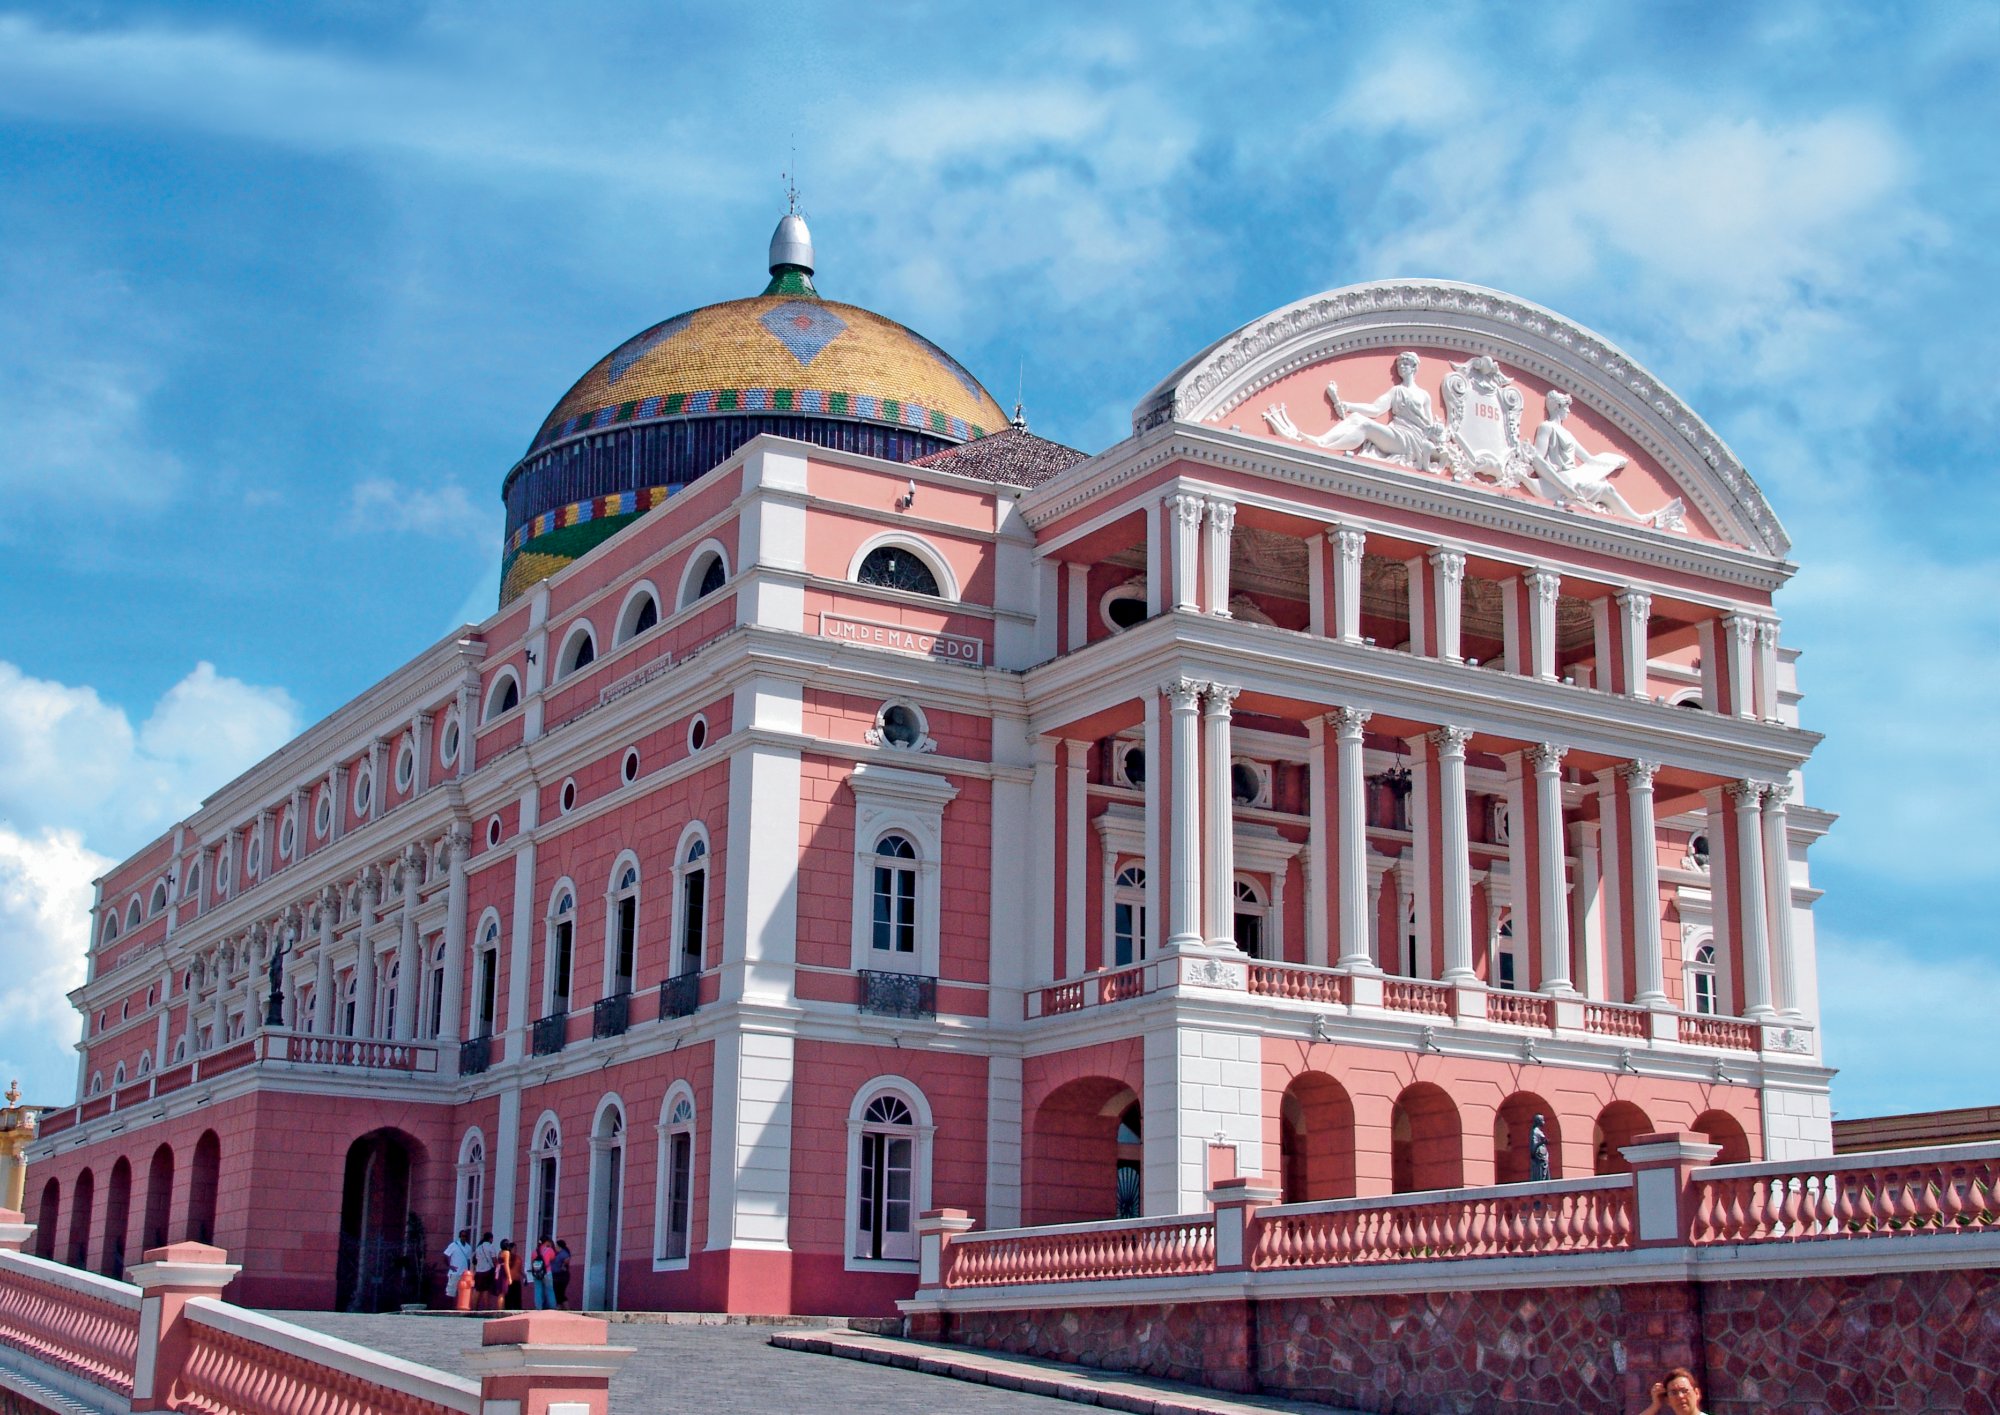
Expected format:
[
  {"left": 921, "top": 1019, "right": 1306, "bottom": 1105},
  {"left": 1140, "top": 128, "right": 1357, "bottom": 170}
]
[
  {"left": 1064, "top": 739, "right": 1088, "bottom": 978},
  {"left": 705, "top": 1028, "right": 796, "bottom": 1252},
  {"left": 440, "top": 830, "right": 468, "bottom": 1048},
  {"left": 1330, "top": 528, "right": 1365, "bottom": 644},
  {"left": 1526, "top": 569, "right": 1560, "bottom": 681},
  {"left": 1165, "top": 494, "right": 1204, "bottom": 612},
  {"left": 1530, "top": 744, "right": 1574, "bottom": 994},
  {"left": 1304, "top": 717, "right": 1327, "bottom": 967},
  {"left": 1332, "top": 708, "right": 1374, "bottom": 971},
  {"left": 1622, "top": 761, "right": 1666, "bottom": 1005},
  {"left": 1722, "top": 614, "right": 1757, "bottom": 719},
  {"left": 1164, "top": 678, "right": 1203, "bottom": 951},
  {"left": 1616, "top": 590, "right": 1652, "bottom": 699},
  {"left": 1201, "top": 683, "right": 1241, "bottom": 948},
  {"left": 1761, "top": 782, "right": 1800, "bottom": 1017},
  {"left": 1432, "top": 728, "right": 1475, "bottom": 983},
  {"left": 1429, "top": 549, "right": 1466, "bottom": 663},
  {"left": 1730, "top": 780, "right": 1775, "bottom": 1019},
  {"left": 1203, "top": 498, "right": 1236, "bottom": 617}
]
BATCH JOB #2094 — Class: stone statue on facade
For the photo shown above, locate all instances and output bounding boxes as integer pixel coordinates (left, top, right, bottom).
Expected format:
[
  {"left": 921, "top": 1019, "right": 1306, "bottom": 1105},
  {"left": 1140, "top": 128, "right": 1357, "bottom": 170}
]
[
  {"left": 1529, "top": 1113, "right": 1551, "bottom": 1182},
  {"left": 1263, "top": 351, "right": 1447, "bottom": 470},
  {"left": 1527, "top": 390, "right": 1686, "bottom": 531}
]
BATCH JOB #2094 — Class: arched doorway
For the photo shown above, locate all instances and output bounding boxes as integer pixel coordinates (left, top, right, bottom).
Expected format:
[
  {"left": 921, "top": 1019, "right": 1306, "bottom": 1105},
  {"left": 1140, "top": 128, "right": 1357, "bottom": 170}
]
[
  {"left": 1025, "top": 1078, "right": 1138, "bottom": 1226},
  {"left": 186, "top": 1131, "right": 220, "bottom": 1243},
  {"left": 1279, "top": 1073, "right": 1356, "bottom": 1202},
  {"left": 66, "top": 1169, "right": 94, "bottom": 1268},
  {"left": 1390, "top": 1084, "right": 1463, "bottom": 1193},
  {"left": 1692, "top": 1109, "right": 1752, "bottom": 1164},
  {"left": 102, "top": 1158, "right": 132, "bottom": 1278},
  {"left": 34, "top": 1178, "right": 58, "bottom": 1260},
  {"left": 583, "top": 1102, "right": 625, "bottom": 1310},
  {"left": 1494, "top": 1092, "right": 1561, "bottom": 1184},
  {"left": 1593, "top": 1101, "right": 1653, "bottom": 1175},
  {"left": 142, "top": 1145, "right": 175, "bottom": 1252},
  {"left": 334, "top": 1129, "right": 423, "bottom": 1312}
]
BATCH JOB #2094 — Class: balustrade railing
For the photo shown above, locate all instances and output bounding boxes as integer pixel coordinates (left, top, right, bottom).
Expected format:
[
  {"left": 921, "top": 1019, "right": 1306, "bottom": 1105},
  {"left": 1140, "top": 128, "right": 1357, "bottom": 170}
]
[
  {"left": 1678, "top": 1014, "right": 1758, "bottom": 1051},
  {"left": 859, "top": 969, "right": 937, "bottom": 1020},
  {"left": 0, "top": 1251, "right": 141, "bottom": 1398},
  {"left": 1383, "top": 978, "right": 1453, "bottom": 1016},
  {"left": 1252, "top": 1177, "right": 1635, "bottom": 1269},
  {"left": 1247, "top": 961, "right": 1351, "bottom": 1005},
  {"left": 658, "top": 971, "right": 700, "bottom": 1020},
  {"left": 1487, "top": 991, "right": 1554, "bottom": 1029},
  {"left": 283, "top": 1034, "right": 438, "bottom": 1072},
  {"left": 593, "top": 992, "right": 631, "bottom": 1040},
  {"left": 176, "top": 1300, "right": 478, "bottom": 1415},
  {"left": 530, "top": 1012, "right": 568, "bottom": 1057},
  {"left": 1691, "top": 1145, "right": 2000, "bottom": 1244},
  {"left": 1584, "top": 1001, "right": 1648, "bottom": 1038},
  {"left": 946, "top": 1215, "right": 1217, "bottom": 1287}
]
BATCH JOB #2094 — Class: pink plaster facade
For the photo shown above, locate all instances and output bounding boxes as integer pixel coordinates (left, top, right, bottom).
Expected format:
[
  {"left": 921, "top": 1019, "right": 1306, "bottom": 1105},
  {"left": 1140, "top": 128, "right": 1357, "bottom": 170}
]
[{"left": 31, "top": 276, "right": 1832, "bottom": 1322}]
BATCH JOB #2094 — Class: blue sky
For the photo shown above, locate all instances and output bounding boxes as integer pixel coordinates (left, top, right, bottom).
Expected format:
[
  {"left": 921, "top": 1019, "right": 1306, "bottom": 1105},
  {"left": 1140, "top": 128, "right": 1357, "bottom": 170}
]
[{"left": 1, "top": 1, "right": 1994, "bottom": 1119}]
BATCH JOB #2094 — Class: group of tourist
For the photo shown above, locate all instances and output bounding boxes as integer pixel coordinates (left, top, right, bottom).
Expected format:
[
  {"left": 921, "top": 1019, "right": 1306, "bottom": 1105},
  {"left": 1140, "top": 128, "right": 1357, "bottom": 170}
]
[{"left": 442, "top": 1228, "right": 570, "bottom": 1311}]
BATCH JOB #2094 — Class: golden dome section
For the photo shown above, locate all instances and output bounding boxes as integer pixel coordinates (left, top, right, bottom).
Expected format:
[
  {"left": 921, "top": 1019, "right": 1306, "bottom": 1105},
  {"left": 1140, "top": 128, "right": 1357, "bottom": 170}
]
[{"left": 529, "top": 296, "right": 1009, "bottom": 454}]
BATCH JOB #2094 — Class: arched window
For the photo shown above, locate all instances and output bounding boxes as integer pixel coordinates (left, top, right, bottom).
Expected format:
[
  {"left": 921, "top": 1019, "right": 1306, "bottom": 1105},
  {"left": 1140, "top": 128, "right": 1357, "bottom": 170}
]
[
  {"left": 615, "top": 586, "right": 661, "bottom": 645},
  {"left": 872, "top": 835, "right": 918, "bottom": 956},
  {"left": 608, "top": 861, "right": 639, "bottom": 997},
  {"left": 485, "top": 669, "right": 522, "bottom": 722},
  {"left": 1687, "top": 941, "right": 1719, "bottom": 1015},
  {"left": 456, "top": 1130, "right": 487, "bottom": 1238},
  {"left": 856, "top": 545, "right": 941, "bottom": 597},
  {"left": 546, "top": 887, "right": 577, "bottom": 1015},
  {"left": 555, "top": 624, "right": 597, "bottom": 681},
  {"left": 379, "top": 958, "right": 400, "bottom": 1039},
  {"left": 425, "top": 939, "right": 448, "bottom": 1039},
  {"left": 101, "top": 913, "right": 120, "bottom": 946},
  {"left": 655, "top": 1090, "right": 697, "bottom": 1265},
  {"left": 848, "top": 1085, "right": 932, "bottom": 1266},
  {"left": 1232, "top": 878, "right": 1267, "bottom": 960},
  {"left": 183, "top": 860, "right": 203, "bottom": 901},
  {"left": 125, "top": 898, "right": 143, "bottom": 930},
  {"left": 529, "top": 1116, "right": 561, "bottom": 1248},
  {"left": 150, "top": 880, "right": 170, "bottom": 915},
  {"left": 672, "top": 833, "right": 707, "bottom": 978},
  {"left": 1112, "top": 865, "right": 1147, "bottom": 967},
  {"left": 473, "top": 916, "right": 501, "bottom": 1038},
  {"left": 342, "top": 974, "right": 358, "bottom": 1036},
  {"left": 678, "top": 544, "right": 730, "bottom": 609}
]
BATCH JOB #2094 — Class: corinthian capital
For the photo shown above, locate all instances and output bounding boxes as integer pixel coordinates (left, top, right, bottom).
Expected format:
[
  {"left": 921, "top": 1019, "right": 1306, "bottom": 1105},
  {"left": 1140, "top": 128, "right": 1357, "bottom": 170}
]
[
  {"left": 1615, "top": 589, "right": 1652, "bottom": 621},
  {"left": 1427, "top": 726, "right": 1472, "bottom": 756},
  {"left": 1162, "top": 677, "right": 1204, "bottom": 710},
  {"left": 359, "top": 866, "right": 382, "bottom": 904},
  {"left": 1328, "top": 706, "right": 1372, "bottom": 738},
  {"left": 1761, "top": 780, "right": 1792, "bottom": 808},
  {"left": 1332, "top": 527, "right": 1367, "bottom": 566},
  {"left": 1201, "top": 682, "right": 1242, "bottom": 712},
  {"left": 1428, "top": 548, "right": 1466, "bottom": 585},
  {"left": 1726, "top": 779, "right": 1764, "bottom": 808},
  {"left": 1527, "top": 742, "right": 1568, "bottom": 772},
  {"left": 1205, "top": 499, "right": 1237, "bottom": 535},
  {"left": 1525, "top": 569, "right": 1561, "bottom": 606},
  {"left": 1617, "top": 759, "right": 1660, "bottom": 789}
]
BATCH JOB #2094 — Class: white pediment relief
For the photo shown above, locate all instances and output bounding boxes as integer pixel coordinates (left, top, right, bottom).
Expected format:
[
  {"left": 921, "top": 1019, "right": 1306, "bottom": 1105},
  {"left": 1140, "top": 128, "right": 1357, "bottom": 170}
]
[{"left": 1132, "top": 281, "right": 1780, "bottom": 556}]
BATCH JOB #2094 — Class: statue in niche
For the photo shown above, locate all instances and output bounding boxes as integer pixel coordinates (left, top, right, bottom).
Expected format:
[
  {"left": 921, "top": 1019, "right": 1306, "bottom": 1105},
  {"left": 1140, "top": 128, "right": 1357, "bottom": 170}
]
[
  {"left": 1442, "top": 355, "right": 1531, "bottom": 487},
  {"left": 1263, "top": 351, "right": 1446, "bottom": 470},
  {"left": 1529, "top": 1114, "right": 1551, "bottom": 1182},
  {"left": 1527, "top": 390, "right": 1686, "bottom": 531}
]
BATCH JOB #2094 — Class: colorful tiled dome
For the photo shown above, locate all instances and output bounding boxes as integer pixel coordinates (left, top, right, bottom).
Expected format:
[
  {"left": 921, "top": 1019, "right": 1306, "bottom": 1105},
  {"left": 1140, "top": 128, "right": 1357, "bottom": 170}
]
[{"left": 499, "top": 215, "right": 1007, "bottom": 604}]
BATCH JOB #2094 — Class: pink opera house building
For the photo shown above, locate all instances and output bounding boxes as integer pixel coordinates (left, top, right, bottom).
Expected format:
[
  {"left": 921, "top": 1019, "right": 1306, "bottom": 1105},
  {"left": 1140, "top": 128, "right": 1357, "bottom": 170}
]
[{"left": 26, "top": 218, "right": 1833, "bottom": 1318}]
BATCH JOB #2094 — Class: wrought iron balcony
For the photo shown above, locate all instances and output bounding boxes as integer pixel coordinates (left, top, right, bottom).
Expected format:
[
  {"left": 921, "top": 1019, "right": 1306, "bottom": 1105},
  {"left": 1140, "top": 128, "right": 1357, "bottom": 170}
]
[
  {"left": 859, "top": 969, "right": 937, "bottom": 1020},
  {"left": 593, "top": 992, "right": 631, "bottom": 1039},
  {"left": 530, "top": 1012, "right": 568, "bottom": 1057},
  {"left": 459, "top": 1034, "right": 492, "bottom": 1076},
  {"left": 658, "top": 971, "right": 700, "bottom": 1020}
]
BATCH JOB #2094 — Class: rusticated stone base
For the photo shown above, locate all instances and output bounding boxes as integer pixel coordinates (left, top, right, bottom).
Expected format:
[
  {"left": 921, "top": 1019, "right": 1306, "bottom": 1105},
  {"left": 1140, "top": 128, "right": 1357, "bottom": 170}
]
[{"left": 921, "top": 1266, "right": 2000, "bottom": 1414}]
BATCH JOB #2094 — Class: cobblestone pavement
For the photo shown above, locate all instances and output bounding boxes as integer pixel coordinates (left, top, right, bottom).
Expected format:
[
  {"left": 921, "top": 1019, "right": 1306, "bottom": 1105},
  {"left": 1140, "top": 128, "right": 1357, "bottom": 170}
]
[{"left": 277, "top": 1312, "right": 1089, "bottom": 1414}]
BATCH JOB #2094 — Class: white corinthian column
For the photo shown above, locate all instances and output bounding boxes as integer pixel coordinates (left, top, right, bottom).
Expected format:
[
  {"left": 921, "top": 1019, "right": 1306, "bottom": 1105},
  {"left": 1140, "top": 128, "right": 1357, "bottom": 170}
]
[
  {"left": 1164, "top": 678, "right": 1204, "bottom": 951},
  {"left": 1201, "top": 683, "right": 1241, "bottom": 950}
]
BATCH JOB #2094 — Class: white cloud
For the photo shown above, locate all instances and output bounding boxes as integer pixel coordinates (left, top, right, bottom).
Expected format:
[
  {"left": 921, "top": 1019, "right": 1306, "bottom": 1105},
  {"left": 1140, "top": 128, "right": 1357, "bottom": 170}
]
[
  {"left": 0, "top": 259, "right": 182, "bottom": 510},
  {"left": 348, "top": 477, "right": 492, "bottom": 544},
  {"left": 0, "top": 827, "right": 103, "bottom": 1107},
  {"left": 0, "top": 661, "right": 299, "bottom": 1107},
  {"left": 1819, "top": 927, "right": 2000, "bottom": 1118},
  {"left": 0, "top": 661, "right": 300, "bottom": 849}
]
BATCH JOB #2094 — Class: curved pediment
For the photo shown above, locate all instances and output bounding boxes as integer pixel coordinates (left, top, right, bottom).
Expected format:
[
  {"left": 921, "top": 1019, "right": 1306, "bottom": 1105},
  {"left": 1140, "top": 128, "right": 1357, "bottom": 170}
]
[{"left": 1133, "top": 281, "right": 1786, "bottom": 557}]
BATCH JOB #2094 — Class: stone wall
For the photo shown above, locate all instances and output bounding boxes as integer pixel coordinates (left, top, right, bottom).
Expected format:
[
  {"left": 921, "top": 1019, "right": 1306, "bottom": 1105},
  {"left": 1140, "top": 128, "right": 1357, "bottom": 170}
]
[{"left": 921, "top": 1265, "right": 2000, "bottom": 1414}]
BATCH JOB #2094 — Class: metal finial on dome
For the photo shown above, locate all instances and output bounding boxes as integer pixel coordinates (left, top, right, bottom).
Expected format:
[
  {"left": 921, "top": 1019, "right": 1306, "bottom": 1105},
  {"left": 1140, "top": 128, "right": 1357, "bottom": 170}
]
[
  {"left": 768, "top": 213, "right": 814, "bottom": 276},
  {"left": 1011, "top": 400, "right": 1028, "bottom": 432}
]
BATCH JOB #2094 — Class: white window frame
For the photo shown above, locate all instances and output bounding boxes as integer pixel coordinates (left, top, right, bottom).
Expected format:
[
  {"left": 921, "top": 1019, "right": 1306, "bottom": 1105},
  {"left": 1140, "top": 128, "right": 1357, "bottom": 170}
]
[
  {"left": 149, "top": 880, "right": 170, "bottom": 916},
  {"left": 351, "top": 764, "right": 373, "bottom": 818},
  {"left": 846, "top": 533, "right": 960, "bottom": 601},
  {"left": 1683, "top": 927, "right": 1725, "bottom": 1016},
  {"left": 456, "top": 1128, "right": 487, "bottom": 1239},
  {"left": 554, "top": 621, "right": 598, "bottom": 683},
  {"left": 439, "top": 706, "right": 463, "bottom": 768},
  {"left": 313, "top": 787, "right": 333, "bottom": 840},
  {"left": 604, "top": 852, "right": 642, "bottom": 1000},
  {"left": 424, "top": 938, "right": 448, "bottom": 1040},
  {"left": 483, "top": 667, "right": 523, "bottom": 723},
  {"left": 866, "top": 700, "right": 937, "bottom": 754},
  {"left": 614, "top": 580, "right": 663, "bottom": 645},
  {"left": 1110, "top": 862, "right": 1148, "bottom": 967},
  {"left": 677, "top": 540, "right": 731, "bottom": 609},
  {"left": 653, "top": 1083, "right": 698, "bottom": 1270},
  {"left": 125, "top": 897, "right": 143, "bottom": 930},
  {"left": 1232, "top": 875, "right": 1269, "bottom": 959},
  {"left": 394, "top": 733, "right": 417, "bottom": 793},
  {"left": 1229, "top": 757, "right": 1273, "bottom": 809},
  {"left": 544, "top": 881, "right": 578, "bottom": 1017},
  {"left": 847, "top": 764, "right": 957, "bottom": 977},
  {"left": 1110, "top": 738, "right": 1146, "bottom": 791},
  {"left": 1099, "top": 577, "right": 1148, "bottom": 634},
  {"left": 669, "top": 824, "right": 709, "bottom": 979},
  {"left": 472, "top": 912, "right": 503, "bottom": 1039},
  {"left": 844, "top": 1078, "right": 934, "bottom": 1272}
]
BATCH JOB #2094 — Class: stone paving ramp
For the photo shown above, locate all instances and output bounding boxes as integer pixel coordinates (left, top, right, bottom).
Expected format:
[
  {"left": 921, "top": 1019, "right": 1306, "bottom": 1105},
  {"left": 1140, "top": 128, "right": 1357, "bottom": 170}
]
[
  {"left": 274, "top": 1312, "right": 1360, "bottom": 1414},
  {"left": 770, "top": 1329, "right": 1367, "bottom": 1415}
]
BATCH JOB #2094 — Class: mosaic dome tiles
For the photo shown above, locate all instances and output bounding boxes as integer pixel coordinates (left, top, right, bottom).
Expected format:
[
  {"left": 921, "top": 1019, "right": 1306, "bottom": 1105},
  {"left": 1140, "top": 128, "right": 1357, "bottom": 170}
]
[{"left": 529, "top": 295, "right": 1008, "bottom": 455}]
